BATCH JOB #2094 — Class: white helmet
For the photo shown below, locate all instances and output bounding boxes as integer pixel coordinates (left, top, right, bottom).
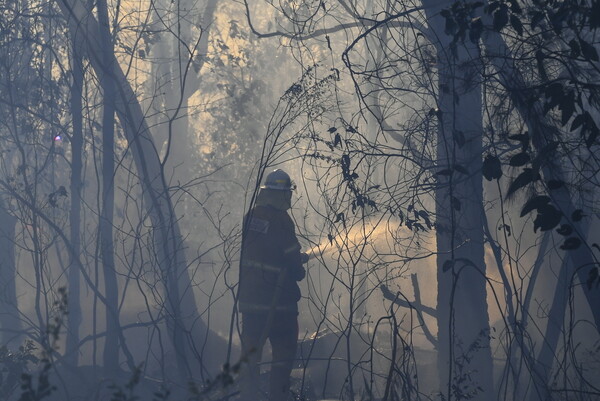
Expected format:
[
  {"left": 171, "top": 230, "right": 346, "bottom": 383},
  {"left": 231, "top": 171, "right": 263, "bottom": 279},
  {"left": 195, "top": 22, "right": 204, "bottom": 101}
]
[{"left": 261, "top": 169, "right": 295, "bottom": 191}]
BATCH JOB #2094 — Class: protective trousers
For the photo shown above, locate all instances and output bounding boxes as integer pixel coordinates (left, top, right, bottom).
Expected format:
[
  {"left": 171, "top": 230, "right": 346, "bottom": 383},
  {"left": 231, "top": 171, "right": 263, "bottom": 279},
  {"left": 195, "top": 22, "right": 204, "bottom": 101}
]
[{"left": 240, "top": 312, "right": 298, "bottom": 401}]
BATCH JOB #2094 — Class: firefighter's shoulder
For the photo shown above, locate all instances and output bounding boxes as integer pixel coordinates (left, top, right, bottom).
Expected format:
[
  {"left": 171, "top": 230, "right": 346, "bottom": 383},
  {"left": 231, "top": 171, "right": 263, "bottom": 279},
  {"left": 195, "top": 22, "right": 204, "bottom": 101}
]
[{"left": 247, "top": 207, "right": 270, "bottom": 234}]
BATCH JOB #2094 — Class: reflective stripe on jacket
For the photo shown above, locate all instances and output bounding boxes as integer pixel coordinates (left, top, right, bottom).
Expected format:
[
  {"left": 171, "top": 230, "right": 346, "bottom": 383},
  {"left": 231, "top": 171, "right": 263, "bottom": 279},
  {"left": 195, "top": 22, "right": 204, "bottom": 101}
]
[
  {"left": 237, "top": 302, "right": 297, "bottom": 313},
  {"left": 238, "top": 205, "right": 305, "bottom": 314},
  {"left": 241, "top": 260, "right": 281, "bottom": 274}
]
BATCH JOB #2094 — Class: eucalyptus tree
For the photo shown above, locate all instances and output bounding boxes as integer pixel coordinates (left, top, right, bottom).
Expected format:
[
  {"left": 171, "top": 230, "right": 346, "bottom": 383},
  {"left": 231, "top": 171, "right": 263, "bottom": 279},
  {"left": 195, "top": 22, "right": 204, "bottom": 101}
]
[
  {"left": 55, "top": 0, "right": 234, "bottom": 380},
  {"left": 96, "top": 0, "right": 121, "bottom": 374},
  {"left": 64, "top": 25, "right": 84, "bottom": 368}
]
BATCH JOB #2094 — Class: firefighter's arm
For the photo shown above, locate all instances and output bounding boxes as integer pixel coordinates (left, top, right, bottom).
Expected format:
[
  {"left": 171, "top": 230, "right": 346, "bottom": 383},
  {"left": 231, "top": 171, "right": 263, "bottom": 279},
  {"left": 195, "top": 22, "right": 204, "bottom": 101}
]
[
  {"left": 282, "top": 241, "right": 305, "bottom": 281},
  {"left": 280, "top": 213, "right": 307, "bottom": 281}
]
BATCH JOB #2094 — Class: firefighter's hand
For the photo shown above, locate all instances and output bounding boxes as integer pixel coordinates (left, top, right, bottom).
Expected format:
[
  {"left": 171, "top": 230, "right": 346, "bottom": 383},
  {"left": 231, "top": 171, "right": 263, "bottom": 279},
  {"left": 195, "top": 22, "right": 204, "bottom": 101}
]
[{"left": 300, "top": 252, "right": 309, "bottom": 264}]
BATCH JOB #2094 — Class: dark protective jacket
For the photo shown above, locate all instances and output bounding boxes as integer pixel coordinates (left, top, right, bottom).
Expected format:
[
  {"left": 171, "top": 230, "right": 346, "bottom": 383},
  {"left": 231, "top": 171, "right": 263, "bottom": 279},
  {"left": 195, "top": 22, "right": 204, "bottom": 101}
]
[{"left": 238, "top": 204, "right": 305, "bottom": 314}]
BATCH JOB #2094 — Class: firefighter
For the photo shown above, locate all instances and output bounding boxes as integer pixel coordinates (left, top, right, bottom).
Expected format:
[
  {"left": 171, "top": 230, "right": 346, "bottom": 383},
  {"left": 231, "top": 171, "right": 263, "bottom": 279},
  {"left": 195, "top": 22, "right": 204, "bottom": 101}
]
[{"left": 238, "top": 169, "right": 307, "bottom": 401}]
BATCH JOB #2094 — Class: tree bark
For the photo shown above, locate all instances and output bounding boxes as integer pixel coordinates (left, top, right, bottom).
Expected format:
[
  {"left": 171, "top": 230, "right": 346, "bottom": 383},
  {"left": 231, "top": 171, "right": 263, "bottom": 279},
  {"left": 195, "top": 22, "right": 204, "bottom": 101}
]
[
  {"left": 96, "top": 0, "right": 121, "bottom": 375},
  {"left": 65, "top": 34, "right": 84, "bottom": 368},
  {"left": 423, "top": 2, "right": 494, "bottom": 399}
]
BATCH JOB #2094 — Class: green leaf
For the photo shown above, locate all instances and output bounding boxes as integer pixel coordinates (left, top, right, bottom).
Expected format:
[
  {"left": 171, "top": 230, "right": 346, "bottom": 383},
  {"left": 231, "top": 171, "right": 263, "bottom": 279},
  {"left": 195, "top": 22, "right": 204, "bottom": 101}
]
[
  {"left": 333, "top": 133, "right": 342, "bottom": 147},
  {"left": 520, "top": 195, "right": 551, "bottom": 217},
  {"left": 493, "top": 4, "right": 509, "bottom": 31},
  {"left": 509, "top": 132, "right": 531, "bottom": 151},
  {"left": 568, "top": 39, "right": 581, "bottom": 58},
  {"left": 533, "top": 204, "right": 562, "bottom": 232},
  {"left": 570, "top": 113, "right": 587, "bottom": 132},
  {"left": 469, "top": 17, "right": 483, "bottom": 43},
  {"left": 510, "top": 14, "right": 523, "bottom": 35},
  {"left": 442, "top": 257, "right": 476, "bottom": 272},
  {"left": 418, "top": 210, "right": 432, "bottom": 228},
  {"left": 556, "top": 224, "right": 573, "bottom": 236},
  {"left": 548, "top": 9, "right": 565, "bottom": 34},
  {"left": 509, "top": 0, "right": 522, "bottom": 14},
  {"left": 580, "top": 38, "right": 600, "bottom": 61},
  {"left": 487, "top": 0, "right": 500, "bottom": 14},
  {"left": 509, "top": 152, "right": 530, "bottom": 166},
  {"left": 560, "top": 91, "right": 576, "bottom": 125},
  {"left": 530, "top": 11, "right": 544, "bottom": 30},
  {"left": 507, "top": 168, "right": 539, "bottom": 197},
  {"left": 572, "top": 209, "right": 585, "bottom": 222},
  {"left": 482, "top": 154, "right": 502, "bottom": 181},
  {"left": 545, "top": 82, "right": 564, "bottom": 97},
  {"left": 561, "top": 237, "right": 582, "bottom": 250}
]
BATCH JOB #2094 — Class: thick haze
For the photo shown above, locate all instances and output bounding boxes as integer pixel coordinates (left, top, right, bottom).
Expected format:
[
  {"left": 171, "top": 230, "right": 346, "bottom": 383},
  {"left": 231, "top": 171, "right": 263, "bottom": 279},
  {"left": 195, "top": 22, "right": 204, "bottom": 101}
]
[{"left": 0, "top": 0, "right": 599, "bottom": 400}]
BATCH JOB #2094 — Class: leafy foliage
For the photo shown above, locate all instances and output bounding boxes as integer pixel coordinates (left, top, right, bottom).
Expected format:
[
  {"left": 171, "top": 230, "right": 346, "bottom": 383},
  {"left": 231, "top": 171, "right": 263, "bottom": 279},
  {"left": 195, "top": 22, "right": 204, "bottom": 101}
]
[
  {"left": 0, "top": 342, "right": 38, "bottom": 400},
  {"left": 408, "top": 12, "right": 600, "bottom": 399},
  {"left": 440, "top": 0, "right": 600, "bottom": 241},
  {"left": 482, "top": 154, "right": 502, "bottom": 181}
]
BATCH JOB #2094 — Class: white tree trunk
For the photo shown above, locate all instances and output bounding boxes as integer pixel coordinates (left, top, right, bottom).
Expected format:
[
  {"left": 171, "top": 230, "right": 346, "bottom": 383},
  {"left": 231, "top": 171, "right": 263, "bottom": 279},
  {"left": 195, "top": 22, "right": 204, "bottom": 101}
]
[
  {"left": 423, "top": 2, "right": 494, "bottom": 399},
  {"left": 65, "top": 35, "right": 83, "bottom": 367},
  {"left": 96, "top": 0, "right": 121, "bottom": 374}
]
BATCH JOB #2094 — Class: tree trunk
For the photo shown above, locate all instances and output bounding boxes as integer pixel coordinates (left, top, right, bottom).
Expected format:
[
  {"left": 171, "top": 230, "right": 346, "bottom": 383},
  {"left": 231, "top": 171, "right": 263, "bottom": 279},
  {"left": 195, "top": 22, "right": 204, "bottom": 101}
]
[
  {"left": 65, "top": 35, "right": 84, "bottom": 367},
  {"left": 96, "top": 0, "right": 121, "bottom": 375},
  {"left": 423, "top": 2, "right": 494, "bottom": 399},
  {"left": 57, "top": 0, "right": 227, "bottom": 380},
  {"left": 0, "top": 198, "right": 21, "bottom": 347}
]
